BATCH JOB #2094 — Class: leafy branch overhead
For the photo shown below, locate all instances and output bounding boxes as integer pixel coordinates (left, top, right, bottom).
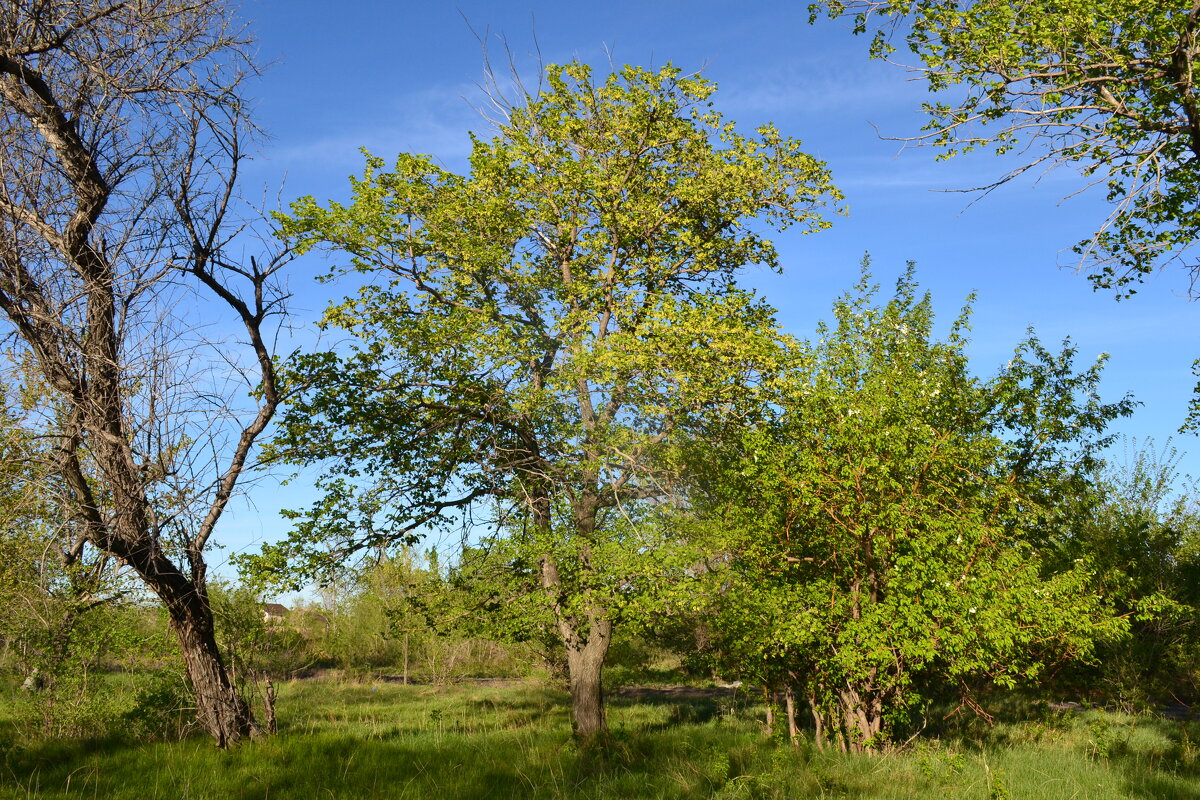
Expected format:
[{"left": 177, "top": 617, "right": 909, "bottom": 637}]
[{"left": 816, "top": 0, "right": 1200, "bottom": 294}]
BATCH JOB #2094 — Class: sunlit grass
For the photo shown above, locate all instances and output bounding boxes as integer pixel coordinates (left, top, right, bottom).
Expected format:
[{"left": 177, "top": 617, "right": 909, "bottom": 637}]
[{"left": 1, "top": 680, "right": 1197, "bottom": 799}]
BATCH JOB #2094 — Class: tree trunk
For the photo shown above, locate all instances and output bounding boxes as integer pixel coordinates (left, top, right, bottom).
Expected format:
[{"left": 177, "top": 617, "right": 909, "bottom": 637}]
[
  {"left": 564, "top": 617, "right": 612, "bottom": 740},
  {"left": 263, "top": 673, "right": 277, "bottom": 735},
  {"left": 838, "top": 686, "right": 883, "bottom": 752},
  {"left": 127, "top": 553, "right": 257, "bottom": 748},
  {"left": 785, "top": 685, "right": 800, "bottom": 747},
  {"left": 402, "top": 632, "right": 410, "bottom": 686},
  {"left": 809, "top": 691, "right": 825, "bottom": 750},
  {"left": 167, "top": 593, "right": 257, "bottom": 747}
]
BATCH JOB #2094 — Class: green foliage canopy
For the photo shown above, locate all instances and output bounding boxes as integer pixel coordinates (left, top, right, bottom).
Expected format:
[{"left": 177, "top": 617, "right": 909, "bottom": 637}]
[
  {"left": 247, "top": 61, "right": 841, "bottom": 736},
  {"left": 249, "top": 61, "right": 841, "bottom": 582}
]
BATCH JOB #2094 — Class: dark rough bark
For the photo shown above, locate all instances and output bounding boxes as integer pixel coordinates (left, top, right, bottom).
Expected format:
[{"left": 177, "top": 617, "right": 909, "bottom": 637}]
[
  {"left": 167, "top": 591, "right": 257, "bottom": 746},
  {"left": 114, "top": 537, "right": 257, "bottom": 745},
  {"left": 563, "top": 617, "right": 612, "bottom": 740}
]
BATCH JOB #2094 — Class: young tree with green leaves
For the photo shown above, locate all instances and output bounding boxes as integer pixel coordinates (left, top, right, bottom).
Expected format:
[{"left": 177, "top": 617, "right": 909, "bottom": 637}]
[
  {"left": 1051, "top": 441, "right": 1200, "bottom": 707},
  {"left": 0, "top": 365, "right": 134, "bottom": 696},
  {"left": 687, "top": 266, "right": 1133, "bottom": 751},
  {"left": 248, "top": 62, "right": 841, "bottom": 738}
]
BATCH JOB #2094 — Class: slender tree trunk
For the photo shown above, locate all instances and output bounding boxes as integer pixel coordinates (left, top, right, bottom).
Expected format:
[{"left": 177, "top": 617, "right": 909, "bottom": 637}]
[
  {"left": 785, "top": 686, "right": 800, "bottom": 747},
  {"left": 764, "top": 687, "right": 775, "bottom": 733},
  {"left": 402, "top": 632, "right": 410, "bottom": 686},
  {"left": 809, "top": 692, "right": 825, "bottom": 750}
]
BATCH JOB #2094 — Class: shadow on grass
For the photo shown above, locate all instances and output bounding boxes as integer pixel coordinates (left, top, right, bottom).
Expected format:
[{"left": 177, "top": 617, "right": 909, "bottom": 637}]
[
  {"left": 608, "top": 685, "right": 752, "bottom": 732},
  {"left": 1121, "top": 774, "right": 1200, "bottom": 800},
  {"left": 14, "top": 684, "right": 1200, "bottom": 800},
  {"left": 1109, "top": 717, "right": 1200, "bottom": 800},
  {"left": 2, "top": 727, "right": 765, "bottom": 800}
]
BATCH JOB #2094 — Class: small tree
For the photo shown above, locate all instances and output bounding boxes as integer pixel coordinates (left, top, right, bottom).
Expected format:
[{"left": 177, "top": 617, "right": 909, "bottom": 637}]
[
  {"left": 0, "top": 362, "right": 133, "bottom": 695},
  {"left": 1052, "top": 441, "right": 1200, "bottom": 707},
  {"left": 250, "top": 62, "right": 840, "bottom": 738},
  {"left": 689, "top": 265, "right": 1133, "bottom": 750}
]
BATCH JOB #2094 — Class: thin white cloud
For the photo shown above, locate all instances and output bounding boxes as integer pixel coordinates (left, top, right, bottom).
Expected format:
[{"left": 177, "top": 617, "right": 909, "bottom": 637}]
[
  {"left": 720, "top": 54, "right": 929, "bottom": 118},
  {"left": 259, "top": 79, "right": 499, "bottom": 184}
]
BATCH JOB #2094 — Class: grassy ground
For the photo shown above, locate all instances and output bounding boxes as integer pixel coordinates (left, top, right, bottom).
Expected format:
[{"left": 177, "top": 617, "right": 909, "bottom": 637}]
[{"left": 1, "top": 679, "right": 1198, "bottom": 799}]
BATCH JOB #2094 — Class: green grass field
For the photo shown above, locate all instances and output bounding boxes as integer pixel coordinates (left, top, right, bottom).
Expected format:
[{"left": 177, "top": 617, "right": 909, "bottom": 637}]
[{"left": 1, "top": 679, "right": 1197, "bottom": 799}]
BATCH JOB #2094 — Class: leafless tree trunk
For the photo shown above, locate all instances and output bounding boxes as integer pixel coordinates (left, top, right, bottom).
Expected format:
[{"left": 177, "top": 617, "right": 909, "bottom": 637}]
[{"left": 0, "top": 1, "right": 288, "bottom": 747}]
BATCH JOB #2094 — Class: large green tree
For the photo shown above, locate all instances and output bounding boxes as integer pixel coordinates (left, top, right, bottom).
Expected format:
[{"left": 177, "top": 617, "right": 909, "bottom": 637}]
[
  {"left": 251, "top": 62, "right": 840, "bottom": 738},
  {"left": 686, "top": 266, "right": 1133, "bottom": 750}
]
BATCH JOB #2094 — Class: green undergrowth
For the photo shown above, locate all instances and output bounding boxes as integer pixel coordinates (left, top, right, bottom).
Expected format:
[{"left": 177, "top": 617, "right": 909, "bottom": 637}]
[{"left": 1, "top": 680, "right": 1198, "bottom": 799}]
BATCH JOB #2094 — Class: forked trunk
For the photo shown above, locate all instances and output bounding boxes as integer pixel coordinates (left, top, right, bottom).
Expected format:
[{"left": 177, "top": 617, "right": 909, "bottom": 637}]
[{"left": 838, "top": 686, "right": 884, "bottom": 752}]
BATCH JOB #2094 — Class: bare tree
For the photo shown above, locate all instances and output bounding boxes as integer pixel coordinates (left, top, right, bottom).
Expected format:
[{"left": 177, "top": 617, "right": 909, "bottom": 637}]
[{"left": 0, "top": 1, "right": 288, "bottom": 746}]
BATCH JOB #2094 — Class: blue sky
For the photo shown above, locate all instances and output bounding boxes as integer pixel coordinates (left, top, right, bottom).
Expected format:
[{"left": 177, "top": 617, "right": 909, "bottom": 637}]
[{"left": 215, "top": 0, "right": 1199, "bottom": 572}]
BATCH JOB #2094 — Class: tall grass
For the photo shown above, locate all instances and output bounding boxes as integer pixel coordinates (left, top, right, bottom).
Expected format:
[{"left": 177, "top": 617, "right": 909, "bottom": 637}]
[{"left": 1, "top": 679, "right": 1197, "bottom": 799}]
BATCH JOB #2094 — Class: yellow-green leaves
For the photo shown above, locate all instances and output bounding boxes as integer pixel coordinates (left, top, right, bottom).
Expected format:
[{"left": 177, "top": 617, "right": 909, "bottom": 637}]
[{"left": 250, "top": 62, "right": 837, "bottom": 598}]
